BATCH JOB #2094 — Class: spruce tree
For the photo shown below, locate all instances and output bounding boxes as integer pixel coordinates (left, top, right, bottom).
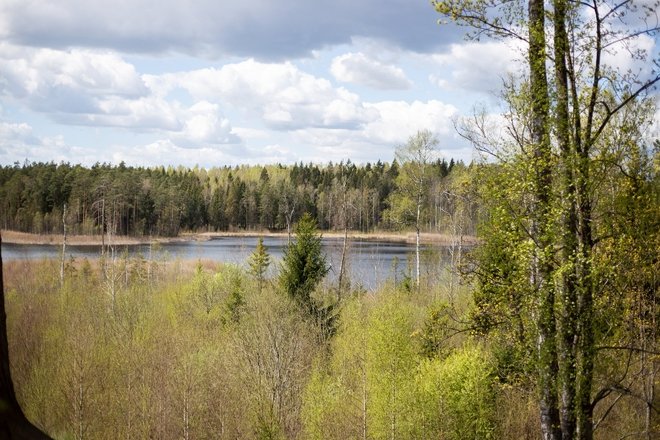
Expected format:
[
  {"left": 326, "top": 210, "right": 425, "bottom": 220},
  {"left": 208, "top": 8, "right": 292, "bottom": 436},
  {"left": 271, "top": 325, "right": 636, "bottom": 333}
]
[
  {"left": 279, "top": 213, "right": 330, "bottom": 327},
  {"left": 248, "top": 237, "right": 271, "bottom": 294}
]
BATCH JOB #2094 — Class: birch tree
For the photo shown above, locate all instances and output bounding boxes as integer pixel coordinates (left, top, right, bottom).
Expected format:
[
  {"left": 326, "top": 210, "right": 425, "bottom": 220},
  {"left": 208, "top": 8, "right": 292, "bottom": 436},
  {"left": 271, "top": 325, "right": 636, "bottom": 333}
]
[
  {"left": 433, "top": 0, "right": 659, "bottom": 438},
  {"left": 388, "top": 129, "right": 439, "bottom": 291}
]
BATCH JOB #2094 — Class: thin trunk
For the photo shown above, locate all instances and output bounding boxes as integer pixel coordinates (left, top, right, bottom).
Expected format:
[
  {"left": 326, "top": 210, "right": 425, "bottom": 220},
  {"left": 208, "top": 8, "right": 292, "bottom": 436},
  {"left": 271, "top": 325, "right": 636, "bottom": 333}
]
[
  {"left": 338, "top": 222, "right": 348, "bottom": 301},
  {"left": 183, "top": 391, "right": 189, "bottom": 440},
  {"left": 415, "top": 196, "right": 421, "bottom": 292},
  {"left": 61, "top": 203, "right": 68, "bottom": 285},
  {"left": 77, "top": 379, "right": 84, "bottom": 440},
  {"left": 362, "top": 365, "right": 368, "bottom": 440},
  {"left": 101, "top": 197, "right": 105, "bottom": 257},
  {"left": 338, "top": 183, "right": 348, "bottom": 299},
  {"left": 390, "top": 380, "right": 396, "bottom": 440}
]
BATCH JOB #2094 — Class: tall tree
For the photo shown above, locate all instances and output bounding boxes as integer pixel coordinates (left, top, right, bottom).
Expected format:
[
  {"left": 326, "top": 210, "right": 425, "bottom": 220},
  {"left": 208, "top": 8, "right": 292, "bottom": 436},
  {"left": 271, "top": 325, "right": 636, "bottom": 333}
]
[
  {"left": 433, "top": 0, "right": 659, "bottom": 438},
  {"left": 388, "top": 129, "right": 438, "bottom": 291}
]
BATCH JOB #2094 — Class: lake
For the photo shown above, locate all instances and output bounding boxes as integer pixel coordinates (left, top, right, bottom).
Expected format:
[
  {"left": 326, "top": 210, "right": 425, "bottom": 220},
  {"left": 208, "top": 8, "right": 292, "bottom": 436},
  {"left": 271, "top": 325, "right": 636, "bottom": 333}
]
[{"left": 1, "top": 236, "right": 453, "bottom": 289}]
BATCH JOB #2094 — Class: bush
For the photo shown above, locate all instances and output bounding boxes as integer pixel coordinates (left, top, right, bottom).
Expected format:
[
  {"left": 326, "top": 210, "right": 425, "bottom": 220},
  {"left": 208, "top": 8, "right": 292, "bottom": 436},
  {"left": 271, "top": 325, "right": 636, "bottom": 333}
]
[{"left": 413, "top": 345, "right": 496, "bottom": 439}]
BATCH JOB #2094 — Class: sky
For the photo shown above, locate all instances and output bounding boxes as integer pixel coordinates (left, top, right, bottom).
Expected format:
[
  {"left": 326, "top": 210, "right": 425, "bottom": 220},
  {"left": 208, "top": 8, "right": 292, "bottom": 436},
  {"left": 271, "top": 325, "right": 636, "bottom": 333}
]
[{"left": 0, "top": 0, "right": 656, "bottom": 168}]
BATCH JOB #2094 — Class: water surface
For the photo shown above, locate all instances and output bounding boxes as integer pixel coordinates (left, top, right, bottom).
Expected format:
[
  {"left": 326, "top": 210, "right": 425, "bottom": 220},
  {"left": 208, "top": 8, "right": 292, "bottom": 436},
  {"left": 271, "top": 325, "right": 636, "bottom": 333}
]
[{"left": 2, "top": 236, "right": 451, "bottom": 289}]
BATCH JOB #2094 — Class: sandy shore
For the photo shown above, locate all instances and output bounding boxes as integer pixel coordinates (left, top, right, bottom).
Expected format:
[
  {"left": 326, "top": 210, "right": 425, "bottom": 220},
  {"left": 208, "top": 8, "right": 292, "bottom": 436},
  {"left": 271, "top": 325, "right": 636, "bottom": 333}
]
[
  {"left": 2, "top": 229, "right": 477, "bottom": 246},
  {"left": 0, "top": 230, "right": 194, "bottom": 246}
]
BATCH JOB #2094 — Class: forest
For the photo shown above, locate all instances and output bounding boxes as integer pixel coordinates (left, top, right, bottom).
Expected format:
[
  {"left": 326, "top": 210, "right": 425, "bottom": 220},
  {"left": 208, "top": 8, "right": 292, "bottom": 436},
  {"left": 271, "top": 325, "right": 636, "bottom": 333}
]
[
  {"left": 0, "top": 157, "right": 467, "bottom": 237},
  {"left": 2, "top": 0, "right": 659, "bottom": 439}
]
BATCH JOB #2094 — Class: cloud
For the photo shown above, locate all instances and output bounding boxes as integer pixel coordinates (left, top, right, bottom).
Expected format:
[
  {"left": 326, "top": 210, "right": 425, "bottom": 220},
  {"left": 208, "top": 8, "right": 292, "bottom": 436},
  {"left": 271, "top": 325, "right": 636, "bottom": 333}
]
[
  {"left": 106, "top": 139, "right": 295, "bottom": 168},
  {"left": 289, "top": 100, "right": 463, "bottom": 163},
  {"left": 0, "top": 44, "right": 240, "bottom": 147},
  {"left": 161, "top": 59, "right": 379, "bottom": 130},
  {"left": 363, "top": 100, "right": 458, "bottom": 145},
  {"left": 331, "top": 52, "right": 412, "bottom": 90},
  {"left": 0, "top": 120, "right": 79, "bottom": 164},
  {"left": 0, "top": 0, "right": 461, "bottom": 59},
  {"left": 0, "top": 121, "right": 36, "bottom": 143},
  {"left": 174, "top": 101, "right": 238, "bottom": 146},
  {"left": 430, "top": 41, "right": 525, "bottom": 94},
  {"left": 0, "top": 118, "right": 245, "bottom": 167},
  {"left": 0, "top": 43, "right": 148, "bottom": 105},
  {"left": 602, "top": 33, "right": 657, "bottom": 80}
]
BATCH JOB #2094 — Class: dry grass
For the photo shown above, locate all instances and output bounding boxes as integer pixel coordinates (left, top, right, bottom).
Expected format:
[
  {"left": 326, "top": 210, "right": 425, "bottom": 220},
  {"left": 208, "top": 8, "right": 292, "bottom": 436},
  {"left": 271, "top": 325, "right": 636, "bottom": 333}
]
[
  {"left": 3, "top": 228, "right": 476, "bottom": 247},
  {"left": 198, "top": 230, "right": 478, "bottom": 245},
  {"left": 0, "top": 230, "right": 191, "bottom": 246}
]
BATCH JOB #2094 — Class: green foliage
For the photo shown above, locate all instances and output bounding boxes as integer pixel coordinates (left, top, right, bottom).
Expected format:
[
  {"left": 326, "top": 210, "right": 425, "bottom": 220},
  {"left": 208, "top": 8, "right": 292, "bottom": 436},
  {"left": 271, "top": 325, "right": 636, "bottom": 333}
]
[
  {"left": 414, "top": 346, "right": 496, "bottom": 440},
  {"left": 0, "top": 158, "right": 469, "bottom": 237},
  {"left": 302, "top": 294, "right": 498, "bottom": 440},
  {"left": 279, "top": 213, "right": 330, "bottom": 324},
  {"left": 187, "top": 262, "right": 246, "bottom": 325},
  {"left": 301, "top": 366, "right": 345, "bottom": 440},
  {"left": 385, "top": 130, "right": 438, "bottom": 230},
  {"left": 4, "top": 246, "right": 653, "bottom": 439},
  {"left": 248, "top": 237, "right": 271, "bottom": 293},
  {"left": 366, "top": 295, "right": 418, "bottom": 439},
  {"left": 417, "top": 302, "right": 453, "bottom": 359}
]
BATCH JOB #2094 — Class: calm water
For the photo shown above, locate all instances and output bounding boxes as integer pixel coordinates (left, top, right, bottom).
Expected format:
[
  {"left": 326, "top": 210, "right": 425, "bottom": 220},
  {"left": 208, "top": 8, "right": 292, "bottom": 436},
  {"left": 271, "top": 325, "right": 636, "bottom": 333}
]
[{"left": 2, "top": 236, "right": 450, "bottom": 289}]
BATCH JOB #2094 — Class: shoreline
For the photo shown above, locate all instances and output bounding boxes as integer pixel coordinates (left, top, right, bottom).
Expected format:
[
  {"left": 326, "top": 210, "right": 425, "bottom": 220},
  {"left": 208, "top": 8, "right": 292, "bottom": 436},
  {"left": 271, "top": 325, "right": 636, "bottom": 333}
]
[
  {"left": 198, "top": 231, "right": 477, "bottom": 245},
  {"left": 0, "top": 230, "right": 194, "bottom": 246},
  {"left": 1, "top": 229, "right": 477, "bottom": 247}
]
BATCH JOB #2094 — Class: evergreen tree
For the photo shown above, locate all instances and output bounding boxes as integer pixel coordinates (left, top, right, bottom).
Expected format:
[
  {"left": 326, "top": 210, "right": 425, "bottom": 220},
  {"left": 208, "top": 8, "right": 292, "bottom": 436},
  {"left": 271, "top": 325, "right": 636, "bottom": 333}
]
[
  {"left": 279, "top": 213, "right": 330, "bottom": 328},
  {"left": 248, "top": 237, "right": 271, "bottom": 294}
]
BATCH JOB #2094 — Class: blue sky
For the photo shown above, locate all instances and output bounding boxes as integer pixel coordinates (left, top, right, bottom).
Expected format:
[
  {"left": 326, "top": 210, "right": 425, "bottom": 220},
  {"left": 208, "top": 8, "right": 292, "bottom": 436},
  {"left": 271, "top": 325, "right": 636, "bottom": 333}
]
[{"left": 0, "top": 0, "right": 656, "bottom": 168}]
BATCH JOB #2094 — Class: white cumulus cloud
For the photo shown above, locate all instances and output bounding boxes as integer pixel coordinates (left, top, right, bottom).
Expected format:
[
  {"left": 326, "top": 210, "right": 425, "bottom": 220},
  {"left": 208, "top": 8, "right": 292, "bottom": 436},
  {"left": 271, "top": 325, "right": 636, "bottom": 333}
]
[
  {"left": 430, "top": 41, "right": 525, "bottom": 94},
  {"left": 363, "top": 100, "right": 458, "bottom": 145},
  {"left": 0, "top": 44, "right": 240, "bottom": 147},
  {"left": 331, "top": 52, "right": 412, "bottom": 90},
  {"left": 159, "top": 59, "right": 379, "bottom": 130}
]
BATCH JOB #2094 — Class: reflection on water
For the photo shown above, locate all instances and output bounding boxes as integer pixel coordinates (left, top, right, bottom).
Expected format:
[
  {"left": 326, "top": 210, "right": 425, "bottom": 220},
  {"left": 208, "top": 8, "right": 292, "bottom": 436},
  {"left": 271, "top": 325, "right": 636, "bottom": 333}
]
[{"left": 2, "top": 236, "right": 453, "bottom": 289}]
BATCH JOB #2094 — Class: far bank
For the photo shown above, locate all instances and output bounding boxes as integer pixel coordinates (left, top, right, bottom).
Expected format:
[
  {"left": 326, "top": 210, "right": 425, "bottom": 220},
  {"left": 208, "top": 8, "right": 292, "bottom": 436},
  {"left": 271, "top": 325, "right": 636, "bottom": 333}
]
[{"left": 1, "top": 229, "right": 476, "bottom": 247}]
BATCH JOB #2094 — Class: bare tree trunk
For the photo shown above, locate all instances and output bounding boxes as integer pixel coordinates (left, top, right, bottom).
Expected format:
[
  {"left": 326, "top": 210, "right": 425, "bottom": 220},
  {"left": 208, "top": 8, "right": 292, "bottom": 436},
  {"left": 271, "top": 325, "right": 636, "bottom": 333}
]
[
  {"left": 286, "top": 208, "right": 294, "bottom": 245},
  {"left": 362, "top": 365, "right": 368, "bottom": 440},
  {"left": 338, "top": 185, "right": 349, "bottom": 300},
  {"left": 61, "top": 203, "right": 68, "bottom": 285},
  {"left": 101, "top": 197, "right": 105, "bottom": 257},
  {"left": 338, "top": 223, "right": 348, "bottom": 301},
  {"left": 415, "top": 196, "right": 421, "bottom": 292}
]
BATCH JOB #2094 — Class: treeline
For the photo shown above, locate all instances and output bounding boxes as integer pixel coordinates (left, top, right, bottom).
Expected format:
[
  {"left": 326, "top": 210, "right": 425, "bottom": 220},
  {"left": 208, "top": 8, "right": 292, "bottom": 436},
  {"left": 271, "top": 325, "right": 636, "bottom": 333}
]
[{"left": 0, "top": 158, "right": 470, "bottom": 237}]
